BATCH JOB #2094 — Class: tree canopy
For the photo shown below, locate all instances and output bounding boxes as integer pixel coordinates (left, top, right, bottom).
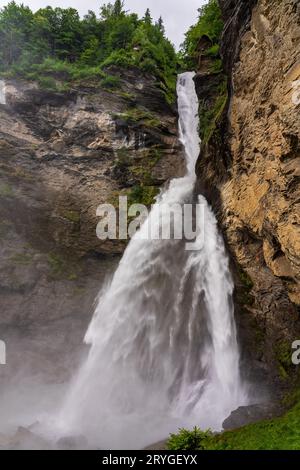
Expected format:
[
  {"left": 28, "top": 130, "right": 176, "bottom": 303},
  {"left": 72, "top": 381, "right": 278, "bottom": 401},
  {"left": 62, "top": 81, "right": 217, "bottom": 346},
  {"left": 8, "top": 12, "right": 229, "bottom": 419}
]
[
  {"left": 181, "top": 0, "right": 223, "bottom": 67},
  {"left": 0, "top": 1, "right": 178, "bottom": 101}
]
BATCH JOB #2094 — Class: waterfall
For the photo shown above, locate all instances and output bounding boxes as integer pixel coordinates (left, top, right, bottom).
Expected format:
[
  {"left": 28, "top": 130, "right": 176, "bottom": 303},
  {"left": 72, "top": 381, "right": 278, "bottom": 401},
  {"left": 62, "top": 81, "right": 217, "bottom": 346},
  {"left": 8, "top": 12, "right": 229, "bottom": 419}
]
[
  {"left": 0, "top": 80, "right": 6, "bottom": 105},
  {"left": 58, "top": 72, "right": 247, "bottom": 449}
]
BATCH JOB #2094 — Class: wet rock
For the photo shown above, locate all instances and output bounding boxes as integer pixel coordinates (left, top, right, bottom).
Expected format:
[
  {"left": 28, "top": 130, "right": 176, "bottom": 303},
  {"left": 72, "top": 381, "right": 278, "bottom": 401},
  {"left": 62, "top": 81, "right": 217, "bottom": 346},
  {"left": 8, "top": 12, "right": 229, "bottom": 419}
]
[
  {"left": 56, "top": 435, "right": 88, "bottom": 450},
  {"left": 222, "top": 403, "right": 280, "bottom": 430},
  {"left": 194, "top": 0, "right": 300, "bottom": 384},
  {"left": 2, "top": 427, "right": 51, "bottom": 450},
  {"left": 0, "top": 68, "right": 184, "bottom": 259}
]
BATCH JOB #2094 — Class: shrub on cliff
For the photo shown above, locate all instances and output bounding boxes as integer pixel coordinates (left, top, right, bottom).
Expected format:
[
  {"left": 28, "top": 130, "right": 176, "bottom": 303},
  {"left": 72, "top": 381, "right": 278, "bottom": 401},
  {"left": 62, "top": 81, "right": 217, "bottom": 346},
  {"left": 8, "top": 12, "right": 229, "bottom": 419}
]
[
  {"left": 167, "top": 427, "right": 213, "bottom": 450},
  {"left": 181, "top": 0, "right": 223, "bottom": 68}
]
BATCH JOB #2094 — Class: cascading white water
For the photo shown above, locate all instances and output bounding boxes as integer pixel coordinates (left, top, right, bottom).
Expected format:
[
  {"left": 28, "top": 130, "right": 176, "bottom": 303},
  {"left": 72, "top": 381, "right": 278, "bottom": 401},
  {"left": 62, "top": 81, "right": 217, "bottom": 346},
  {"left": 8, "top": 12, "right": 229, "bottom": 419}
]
[
  {"left": 58, "top": 72, "right": 247, "bottom": 449},
  {"left": 0, "top": 80, "right": 6, "bottom": 105}
]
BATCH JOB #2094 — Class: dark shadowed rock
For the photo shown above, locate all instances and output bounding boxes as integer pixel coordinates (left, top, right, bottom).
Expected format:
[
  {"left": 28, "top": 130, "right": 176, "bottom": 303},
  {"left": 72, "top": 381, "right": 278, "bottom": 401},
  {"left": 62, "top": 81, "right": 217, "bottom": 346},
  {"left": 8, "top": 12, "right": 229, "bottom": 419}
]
[{"left": 222, "top": 403, "right": 281, "bottom": 430}]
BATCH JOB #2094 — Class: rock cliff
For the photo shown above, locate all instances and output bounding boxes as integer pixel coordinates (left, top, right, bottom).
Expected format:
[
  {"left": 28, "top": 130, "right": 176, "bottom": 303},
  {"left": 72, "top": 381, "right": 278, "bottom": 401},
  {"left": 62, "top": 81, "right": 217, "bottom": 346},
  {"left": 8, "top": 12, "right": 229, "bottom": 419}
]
[
  {"left": 0, "top": 69, "right": 184, "bottom": 341},
  {"left": 195, "top": 0, "right": 300, "bottom": 385}
]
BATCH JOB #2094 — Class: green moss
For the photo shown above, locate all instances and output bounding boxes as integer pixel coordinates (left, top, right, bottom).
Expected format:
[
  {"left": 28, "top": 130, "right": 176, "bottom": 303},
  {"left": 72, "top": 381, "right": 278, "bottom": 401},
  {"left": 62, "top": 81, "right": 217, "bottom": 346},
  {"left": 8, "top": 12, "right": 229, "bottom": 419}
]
[
  {"left": 116, "top": 91, "right": 135, "bottom": 101},
  {"left": 239, "top": 268, "right": 254, "bottom": 290},
  {"left": 114, "top": 147, "right": 162, "bottom": 187},
  {"left": 110, "top": 184, "right": 159, "bottom": 209},
  {"left": 100, "top": 75, "right": 121, "bottom": 89},
  {"left": 73, "top": 286, "right": 86, "bottom": 296},
  {"left": 206, "top": 44, "right": 220, "bottom": 56},
  {"left": 128, "top": 185, "right": 159, "bottom": 207},
  {"left": 209, "top": 58, "right": 223, "bottom": 73},
  {"left": 167, "top": 398, "right": 300, "bottom": 450},
  {"left": 47, "top": 252, "right": 80, "bottom": 281},
  {"left": 47, "top": 253, "right": 65, "bottom": 277},
  {"left": 199, "top": 77, "right": 228, "bottom": 143},
  {"left": 37, "top": 76, "right": 58, "bottom": 91},
  {"left": 275, "top": 340, "right": 294, "bottom": 380},
  {"left": 130, "top": 149, "right": 161, "bottom": 185},
  {"left": 115, "top": 108, "right": 160, "bottom": 128},
  {"left": 63, "top": 210, "right": 81, "bottom": 224},
  {"left": 0, "top": 182, "right": 14, "bottom": 197},
  {"left": 67, "top": 272, "right": 78, "bottom": 281},
  {"left": 10, "top": 252, "right": 33, "bottom": 265}
]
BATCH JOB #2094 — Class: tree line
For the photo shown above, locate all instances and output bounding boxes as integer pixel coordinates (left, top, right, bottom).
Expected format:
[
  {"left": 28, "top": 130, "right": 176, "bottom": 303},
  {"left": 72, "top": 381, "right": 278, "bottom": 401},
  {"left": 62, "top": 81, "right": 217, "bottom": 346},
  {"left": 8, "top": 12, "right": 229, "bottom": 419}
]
[{"left": 0, "top": 1, "right": 178, "bottom": 99}]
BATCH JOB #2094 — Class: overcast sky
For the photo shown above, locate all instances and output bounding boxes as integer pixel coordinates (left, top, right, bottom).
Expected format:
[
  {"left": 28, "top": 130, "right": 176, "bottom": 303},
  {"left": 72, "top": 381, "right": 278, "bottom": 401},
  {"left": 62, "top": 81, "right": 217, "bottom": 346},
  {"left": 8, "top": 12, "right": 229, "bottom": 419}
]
[{"left": 0, "top": 0, "right": 206, "bottom": 49}]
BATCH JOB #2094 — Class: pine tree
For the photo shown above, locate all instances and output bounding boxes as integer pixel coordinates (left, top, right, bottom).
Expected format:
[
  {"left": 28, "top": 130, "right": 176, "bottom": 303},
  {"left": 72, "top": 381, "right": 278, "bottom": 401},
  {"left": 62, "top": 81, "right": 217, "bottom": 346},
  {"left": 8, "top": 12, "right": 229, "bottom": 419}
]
[
  {"left": 113, "top": 0, "right": 124, "bottom": 17},
  {"left": 156, "top": 16, "right": 165, "bottom": 34},
  {"left": 143, "top": 8, "right": 152, "bottom": 25}
]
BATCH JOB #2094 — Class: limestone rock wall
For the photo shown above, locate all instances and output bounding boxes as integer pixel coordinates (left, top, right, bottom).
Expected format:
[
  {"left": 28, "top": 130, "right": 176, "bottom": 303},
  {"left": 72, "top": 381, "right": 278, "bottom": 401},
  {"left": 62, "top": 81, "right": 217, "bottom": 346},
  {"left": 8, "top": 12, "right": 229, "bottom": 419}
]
[{"left": 195, "top": 0, "right": 300, "bottom": 384}]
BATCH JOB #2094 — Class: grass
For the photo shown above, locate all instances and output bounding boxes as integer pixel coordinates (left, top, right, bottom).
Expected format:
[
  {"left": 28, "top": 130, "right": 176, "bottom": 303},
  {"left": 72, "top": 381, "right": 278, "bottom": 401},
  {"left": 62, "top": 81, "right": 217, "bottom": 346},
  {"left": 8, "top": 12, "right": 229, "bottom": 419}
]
[
  {"left": 100, "top": 75, "right": 121, "bottom": 90},
  {"left": 114, "top": 107, "right": 161, "bottom": 128},
  {"left": 128, "top": 185, "right": 159, "bottom": 207},
  {"left": 167, "top": 397, "right": 300, "bottom": 450}
]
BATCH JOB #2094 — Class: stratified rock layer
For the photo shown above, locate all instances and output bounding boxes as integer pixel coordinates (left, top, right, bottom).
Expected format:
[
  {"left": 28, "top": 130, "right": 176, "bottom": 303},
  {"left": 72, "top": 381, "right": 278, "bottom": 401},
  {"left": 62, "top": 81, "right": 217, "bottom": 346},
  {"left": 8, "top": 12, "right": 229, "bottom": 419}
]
[
  {"left": 195, "top": 0, "right": 300, "bottom": 383},
  {"left": 0, "top": 70, "right": 184, "bottom": 348},
  {"left": 0, "top": 69, "right": 184, "bottom": 257}
]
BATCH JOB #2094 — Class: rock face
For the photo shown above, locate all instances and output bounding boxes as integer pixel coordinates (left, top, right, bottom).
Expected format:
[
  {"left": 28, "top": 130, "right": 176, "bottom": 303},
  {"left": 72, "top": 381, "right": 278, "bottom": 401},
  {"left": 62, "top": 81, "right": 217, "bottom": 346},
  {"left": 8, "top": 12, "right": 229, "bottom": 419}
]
[
  {"left": 0, "top": 69, "right": 184, "bottom": 369},
  {"left": 0, "top": 69, "right": 184, "bottom": 258},
  {"left": 195, "top": 0, "right": 300, "bottom": 384},
  {"left": 222, "top": 403, "right": 280, "bottom": 431}
]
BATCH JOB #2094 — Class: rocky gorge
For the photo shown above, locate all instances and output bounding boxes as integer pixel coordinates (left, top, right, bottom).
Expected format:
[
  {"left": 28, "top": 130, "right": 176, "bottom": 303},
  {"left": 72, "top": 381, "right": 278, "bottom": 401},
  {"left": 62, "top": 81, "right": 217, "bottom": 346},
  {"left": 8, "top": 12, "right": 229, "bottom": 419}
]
[
  {"left": 0, "top": 0, "right": 299, "bottom": 451},
  {"left": 194, "top": 0, "right": 300, "bottom": 389}
]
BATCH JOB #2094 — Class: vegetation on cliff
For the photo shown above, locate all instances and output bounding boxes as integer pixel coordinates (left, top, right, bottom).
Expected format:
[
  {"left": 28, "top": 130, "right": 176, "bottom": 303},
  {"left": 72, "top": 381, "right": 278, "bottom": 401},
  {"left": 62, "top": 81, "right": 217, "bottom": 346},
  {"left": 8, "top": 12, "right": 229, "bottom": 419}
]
[
  {"left": 180, "top": 0, "right": 227, "bottom": 144},
  {"left": 0, "top": 1, "right": 178, "bottom": 101},
  {"left": 167, "top": 391, "right": 300, "bottom": 450},
  {"left": 181, "top": 0, "right": 223, "bottom": 69}
]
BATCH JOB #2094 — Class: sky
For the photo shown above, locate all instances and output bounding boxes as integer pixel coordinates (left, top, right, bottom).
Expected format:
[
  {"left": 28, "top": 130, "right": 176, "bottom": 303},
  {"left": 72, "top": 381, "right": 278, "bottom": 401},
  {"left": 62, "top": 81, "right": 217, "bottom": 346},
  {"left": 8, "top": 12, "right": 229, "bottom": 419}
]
[{"left": 0, "top": 0, "right": 206, "bottom": 49}]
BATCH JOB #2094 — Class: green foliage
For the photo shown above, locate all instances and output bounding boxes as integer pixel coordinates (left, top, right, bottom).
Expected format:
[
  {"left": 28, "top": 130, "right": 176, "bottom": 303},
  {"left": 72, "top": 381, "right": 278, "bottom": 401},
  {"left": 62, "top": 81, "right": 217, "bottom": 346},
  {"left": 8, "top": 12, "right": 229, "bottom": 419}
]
[
  {"left": 100, "top": 74, "right": 121, "bottom": 89},
  {"left": 37, "top": 75, "right": 58, "bottom": 90},
  {"left": 116, "top": 107, "right": 160, "bottom": 127},
  {"left": 167, "top": 398, "right": 300, "bottom": 450},
  {"left": 167, "top": 427, "right": 213, "bottom": 450},
  {"left": 275, "top": 340, "right": 294, "bottom": 380},
  {"left": 206, "top": 44, "right": 220, "bottom": 56},
  {"left": 239, "top": 268, "right": 254, "bottom": 291},
  {"left": 128, "top": 185, "right": 159, "bottom": 207},
  {"left": 205, "top": 400, "right": 300, "bottom": 450},
  {"left": 199, "top": 78, "right": 228, "bottom": 143},
  {"left": 0, "top": 1, "right": 178, "bottom": 101},
  {"left": 181, "top": 0, "right": 223, "bottom": 69}
]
